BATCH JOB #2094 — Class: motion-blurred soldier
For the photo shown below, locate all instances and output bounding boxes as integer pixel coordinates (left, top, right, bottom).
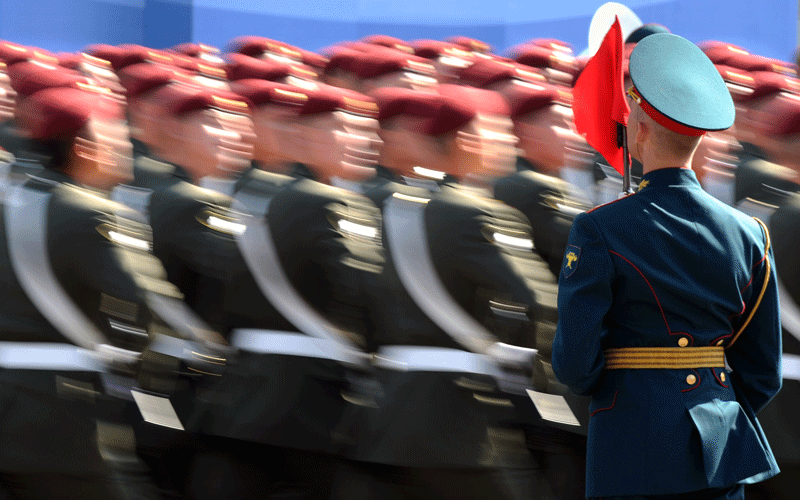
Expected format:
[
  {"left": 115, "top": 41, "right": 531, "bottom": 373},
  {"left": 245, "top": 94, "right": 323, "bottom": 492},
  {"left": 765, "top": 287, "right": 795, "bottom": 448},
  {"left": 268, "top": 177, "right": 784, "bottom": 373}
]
[
  {"left": 124, "top": 81, "right": 253, "bottom": 334},
  {"left": 0, "top": 82, "right": 190, "bottom": 500},
  {"left": 736, "top": 87, "right": 800, "bottom": 500},
  {"left": 455, "top": 59, "right": 589, "bottom": 278},
  {"left": 329, "top": 84, "right": 572, "bottom": 500},
  {"left": 494, "top": 81, "right": 590, "bottom": 288},
  {"left": 102, "top": 78, "right": 252, "bottom": 496},
  {"left": 178, "top": 79, "right": 383, "bottom": 500}
]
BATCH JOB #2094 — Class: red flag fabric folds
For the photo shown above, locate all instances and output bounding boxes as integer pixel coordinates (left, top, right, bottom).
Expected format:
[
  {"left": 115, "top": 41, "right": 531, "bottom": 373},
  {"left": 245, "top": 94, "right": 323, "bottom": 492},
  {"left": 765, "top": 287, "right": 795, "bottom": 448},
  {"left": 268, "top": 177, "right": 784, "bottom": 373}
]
[{"left": 572, "top": 16, "right": 630, "bottom": 174}]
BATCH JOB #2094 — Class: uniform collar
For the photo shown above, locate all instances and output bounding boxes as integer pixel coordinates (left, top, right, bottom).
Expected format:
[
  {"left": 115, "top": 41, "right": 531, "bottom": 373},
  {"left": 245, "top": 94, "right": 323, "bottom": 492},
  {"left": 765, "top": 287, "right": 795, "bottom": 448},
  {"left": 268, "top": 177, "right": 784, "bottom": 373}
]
[
  {"left": 130, "top": 138, "right": 151, "bottom": 158},
  {"left": 638, "top": 167, "right": 700, "bottom": 191}
]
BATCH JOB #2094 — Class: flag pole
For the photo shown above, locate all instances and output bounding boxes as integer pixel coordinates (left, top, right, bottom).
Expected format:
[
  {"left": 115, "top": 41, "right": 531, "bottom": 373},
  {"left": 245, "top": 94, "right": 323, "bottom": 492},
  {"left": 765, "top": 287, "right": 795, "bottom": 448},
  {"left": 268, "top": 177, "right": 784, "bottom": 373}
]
[{"left": 619, "top": 122, "right": 633, "bottom": 195}]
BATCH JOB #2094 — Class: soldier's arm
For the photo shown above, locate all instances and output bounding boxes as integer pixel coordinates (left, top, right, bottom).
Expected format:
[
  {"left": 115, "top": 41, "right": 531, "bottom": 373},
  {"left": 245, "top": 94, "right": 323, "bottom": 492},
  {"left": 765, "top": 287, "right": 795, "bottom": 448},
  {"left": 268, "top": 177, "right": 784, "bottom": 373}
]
[
  {"left": 159, "top": 193, "right": 244, "bottom": 282},
  {"left": 311, "top": 196, "right": 384, "bottom": 348},
  {"left": 60, "top": 202, "right": 185, "bottom": 351},
  {"left": 453, "top": 204, "right": 567, "bottom": 390},
  {"left": 726, "top": 225, "right": 782, "bottom": 414},
  {"left": 552, "top": 212, "right": 615, "bottom": 396}
]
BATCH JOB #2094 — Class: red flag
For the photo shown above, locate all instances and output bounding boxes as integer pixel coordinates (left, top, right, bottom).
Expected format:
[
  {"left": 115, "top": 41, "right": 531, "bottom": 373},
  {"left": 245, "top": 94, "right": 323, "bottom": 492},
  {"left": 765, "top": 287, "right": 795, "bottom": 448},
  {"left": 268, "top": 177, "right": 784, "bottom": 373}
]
[{"left": 572, "top": 16, "right": 630, "bottom": 174}]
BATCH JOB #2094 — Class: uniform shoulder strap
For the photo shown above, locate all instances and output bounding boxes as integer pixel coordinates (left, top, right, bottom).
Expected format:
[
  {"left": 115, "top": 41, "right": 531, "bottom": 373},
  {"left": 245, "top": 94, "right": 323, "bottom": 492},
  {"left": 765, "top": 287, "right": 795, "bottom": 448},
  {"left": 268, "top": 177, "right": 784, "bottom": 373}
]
[
  {"left": 5, "top": 182, "right": 106, "bottom": 350},
  {"left": 728, "top": 217, "right": 771, "bottom": 349}
]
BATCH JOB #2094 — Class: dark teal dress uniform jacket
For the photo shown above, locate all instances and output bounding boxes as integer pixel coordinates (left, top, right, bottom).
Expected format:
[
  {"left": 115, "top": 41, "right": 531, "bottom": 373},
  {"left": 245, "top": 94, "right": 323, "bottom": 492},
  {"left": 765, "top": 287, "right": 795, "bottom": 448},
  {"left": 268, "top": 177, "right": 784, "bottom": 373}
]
[{"left": 552, "top": 168, "right": 781, "bottom": 497}]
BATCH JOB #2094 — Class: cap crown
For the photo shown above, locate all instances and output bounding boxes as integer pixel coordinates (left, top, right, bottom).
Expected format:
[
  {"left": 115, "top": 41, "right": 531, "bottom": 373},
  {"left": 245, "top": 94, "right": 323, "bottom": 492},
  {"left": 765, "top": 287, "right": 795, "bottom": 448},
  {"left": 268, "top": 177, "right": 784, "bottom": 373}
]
[{"left": 630, "top": 33, "right": 734, "bottom": 131}]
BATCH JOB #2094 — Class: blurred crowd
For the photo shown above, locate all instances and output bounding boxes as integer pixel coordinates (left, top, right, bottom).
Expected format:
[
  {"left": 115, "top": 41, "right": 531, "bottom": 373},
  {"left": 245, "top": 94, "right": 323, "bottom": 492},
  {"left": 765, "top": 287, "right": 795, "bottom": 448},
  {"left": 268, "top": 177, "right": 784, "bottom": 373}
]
[{"left": 0, "top": 24, "right": 799, "bottom": 500}]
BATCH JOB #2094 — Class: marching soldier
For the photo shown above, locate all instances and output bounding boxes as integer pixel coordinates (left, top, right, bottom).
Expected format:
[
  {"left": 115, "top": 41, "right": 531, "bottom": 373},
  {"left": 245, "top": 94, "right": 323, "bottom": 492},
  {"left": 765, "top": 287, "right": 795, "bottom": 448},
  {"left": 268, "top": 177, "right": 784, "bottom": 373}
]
[
  {"left": 161, "top": 80, "right": 382, "bottom": 499},
  {"left": 553, "top": 34, "right": 781, "bottom": 500},
  {"left": 329, "top": 84, "right": 573, "bottom": 500},
  {"left": 0, "top": 81, "right": 187, "bottom": 499},
  {"left": 493, "top": 80, "right": 591, "bottom": 276}
]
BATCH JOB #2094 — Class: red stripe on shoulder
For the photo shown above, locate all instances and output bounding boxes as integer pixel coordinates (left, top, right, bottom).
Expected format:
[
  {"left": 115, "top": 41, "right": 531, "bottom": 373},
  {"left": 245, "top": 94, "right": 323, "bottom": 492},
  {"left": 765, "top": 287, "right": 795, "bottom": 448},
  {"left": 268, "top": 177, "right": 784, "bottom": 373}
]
[{"left": 587, "top": 193, "right": 634, "bottom": 213}]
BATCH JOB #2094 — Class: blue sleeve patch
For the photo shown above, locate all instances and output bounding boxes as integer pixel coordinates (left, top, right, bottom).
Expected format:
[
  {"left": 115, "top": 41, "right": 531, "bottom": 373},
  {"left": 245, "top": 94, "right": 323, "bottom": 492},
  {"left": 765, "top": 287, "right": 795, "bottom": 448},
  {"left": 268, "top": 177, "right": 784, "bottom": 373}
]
[{"left": 563, "top": 244, "right": 581, "bottom": 279}]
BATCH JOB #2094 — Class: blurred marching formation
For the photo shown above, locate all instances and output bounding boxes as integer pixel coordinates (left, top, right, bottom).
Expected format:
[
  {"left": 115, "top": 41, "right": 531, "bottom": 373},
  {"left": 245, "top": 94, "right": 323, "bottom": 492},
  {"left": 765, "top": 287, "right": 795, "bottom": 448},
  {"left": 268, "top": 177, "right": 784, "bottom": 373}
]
[{"left": 0, "top": 6, "right": 799, "bottom": 500}]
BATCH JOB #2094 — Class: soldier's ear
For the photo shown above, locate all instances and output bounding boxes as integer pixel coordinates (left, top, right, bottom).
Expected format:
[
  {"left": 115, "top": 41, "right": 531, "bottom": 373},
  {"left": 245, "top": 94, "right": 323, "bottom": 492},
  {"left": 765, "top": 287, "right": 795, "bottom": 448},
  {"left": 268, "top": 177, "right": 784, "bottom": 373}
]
[{"left": 636, "top": 118, "right": 650, "bottom": 146}]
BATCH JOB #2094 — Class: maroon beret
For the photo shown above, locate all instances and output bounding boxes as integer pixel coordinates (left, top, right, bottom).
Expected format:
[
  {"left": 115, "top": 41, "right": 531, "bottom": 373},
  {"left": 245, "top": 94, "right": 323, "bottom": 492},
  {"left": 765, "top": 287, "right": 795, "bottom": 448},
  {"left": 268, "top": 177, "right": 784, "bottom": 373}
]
[
  {"left": 502, "top": 81, "right": 572, "bottom": 118},
  {"left": 85, "top": 44, "right": 143, "bottom": 71},
  {"left": 297, "top": 49, "right": 328, "bottom": 69},
  {"left": 84, "top": 44, "right": 167, "bottom": 72},
  {"left": 0, "top": 41, "right": 31, "bottom": 65},
  {"left": 715, "top": 64, "right": 753, "bottom": 84},
  {"left": 228, "top": 36, "right": 301, "bottom": 61},
  {"left": 171, "top": 55, "right": 227, "bottom": 80},
  {"left": 151, "top": 83, "right": 251, "bottom": 117},
  {"left": 370, "top": 86, "right": 442, "bottom": 122},
  {"left": 171, "top": 42, "right": 220, "bottom": 58},
  {"left": 228, "top": 36, "right": 272, "bottom": 57},
  {"left": 700, "top": 42, "right": 751, "bottom": 67},
  {"left": 512, "top": 44, "right": 577, "bottom": 74},
  {"left": 427, "top": 84, "right": 509, "bottom": 135},
  {"left": 17, "top": 86, "right": 118, "bottom": 140},
  {"left": 527, "top": 39, "right": 573, "bottom": 54},
  {"left": 742, "top": 55, "right": 794, "bottom": 75},
  {"left": 410, "top": 39, "right": 468, "bottom": 60},
  {"left": 118, "top": 63, "right": 188, "bottom": 99},
  {"left": 226, "top": 53, "right": 300, "bottom": 82},
  {"left": 323, "top": 46, "right": 364, "bottom": 74},
  {"left": 447, "top": 36, "right": 492, "bottom": 54},
  {"left": 353, "top": 49, "right": 435, "bottom": 79},
  {"left": 749, "top": 71, "right": 800, "bottom": 99},
  {"left": 458, "top": 58, "right": 545, "bottom": 88},
  {"left": 55, "top": 52, "right": 81, "bottom": 70},
  {"left": 730, "top": 53, "right": 776, "bottom": 73},
  {"left": 230, "top": 79, "right": 308, "bottom": 109},
  {"left": 10, "top": 63, "right": 93, "bottom": 98},
  {"left": 361, "top": 35, "right": 414, "bottom": 54},
  {"left": 757, "top": 92, "right": 800, "bottom": 135},
  {"left": 298, "top": 84, "right": 378, "bottom": 118}
]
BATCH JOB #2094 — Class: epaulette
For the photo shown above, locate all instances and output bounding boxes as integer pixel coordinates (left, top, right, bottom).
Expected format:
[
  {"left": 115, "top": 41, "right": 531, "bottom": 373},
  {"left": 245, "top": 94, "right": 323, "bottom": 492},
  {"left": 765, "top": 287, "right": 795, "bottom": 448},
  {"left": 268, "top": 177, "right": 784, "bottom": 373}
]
[
  {"left": 325, "top": 201, "right": 381, "bottom": 242},
  {"left": 196, "top": 204, "right": 246, "bottom": 236}
]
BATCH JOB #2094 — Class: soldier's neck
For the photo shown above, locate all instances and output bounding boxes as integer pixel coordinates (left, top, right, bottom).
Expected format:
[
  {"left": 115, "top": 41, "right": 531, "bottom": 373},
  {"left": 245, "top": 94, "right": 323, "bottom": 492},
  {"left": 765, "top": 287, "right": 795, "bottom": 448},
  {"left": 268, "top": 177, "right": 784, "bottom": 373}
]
[{"left": 638, "top": 145, "right": 693, "bottom": 176}]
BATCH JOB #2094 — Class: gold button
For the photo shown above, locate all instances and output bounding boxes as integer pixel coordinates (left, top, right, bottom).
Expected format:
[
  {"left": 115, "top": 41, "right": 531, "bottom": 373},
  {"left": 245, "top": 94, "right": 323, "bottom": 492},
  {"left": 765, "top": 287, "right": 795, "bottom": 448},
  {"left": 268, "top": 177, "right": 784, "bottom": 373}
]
[
  {"left": 686, "top": 374, "right": 697, "bottom": 385},
  {"left": 716, "top": 339, "right": 725, "bottom": 346},
  {"left": 678, "top": 337, "right": 689, "bottom": 347},
  {"left": 720, "top": 372, "right": 726, "bottom": 382}
]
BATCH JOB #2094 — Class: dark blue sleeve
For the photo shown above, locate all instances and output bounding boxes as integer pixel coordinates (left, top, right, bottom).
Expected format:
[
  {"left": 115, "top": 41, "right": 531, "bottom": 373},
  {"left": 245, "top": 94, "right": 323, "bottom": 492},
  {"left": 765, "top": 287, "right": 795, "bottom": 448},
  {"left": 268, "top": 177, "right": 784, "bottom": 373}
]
[
  {"left": 727, "top": 223, "right": 782, "bottom": 414},
  {"left": 552, "top": 212, "right": 615, "bottom": 396}
]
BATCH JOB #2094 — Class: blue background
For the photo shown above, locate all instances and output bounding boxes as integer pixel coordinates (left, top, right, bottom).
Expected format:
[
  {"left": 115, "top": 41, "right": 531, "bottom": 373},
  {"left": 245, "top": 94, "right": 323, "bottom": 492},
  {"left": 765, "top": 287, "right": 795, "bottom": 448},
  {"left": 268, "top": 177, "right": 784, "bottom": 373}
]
[{"left": 0, "top": 0, "right": 796, "bottom": 61}]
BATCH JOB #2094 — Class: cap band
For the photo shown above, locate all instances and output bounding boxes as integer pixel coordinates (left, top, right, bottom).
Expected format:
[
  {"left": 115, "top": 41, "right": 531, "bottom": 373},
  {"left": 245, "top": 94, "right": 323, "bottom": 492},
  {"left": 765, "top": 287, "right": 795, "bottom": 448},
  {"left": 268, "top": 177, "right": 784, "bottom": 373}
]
[{"left": 628, "top": 86, "right": 706, "bottom": 137}]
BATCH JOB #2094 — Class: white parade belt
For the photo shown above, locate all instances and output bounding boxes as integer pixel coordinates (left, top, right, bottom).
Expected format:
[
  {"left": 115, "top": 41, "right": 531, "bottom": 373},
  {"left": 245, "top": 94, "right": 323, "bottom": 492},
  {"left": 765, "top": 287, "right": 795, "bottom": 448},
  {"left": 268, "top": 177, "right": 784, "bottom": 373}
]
[
  {"left": 230, "top": 329, "right": 367, "bottom": 366},
  {"left": 372, "top": 345, "right": 503, "bottom": 377},
  {"left": 0, "top": 342, "right": 104, "bottom": 371}
]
